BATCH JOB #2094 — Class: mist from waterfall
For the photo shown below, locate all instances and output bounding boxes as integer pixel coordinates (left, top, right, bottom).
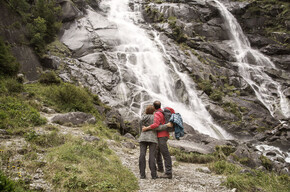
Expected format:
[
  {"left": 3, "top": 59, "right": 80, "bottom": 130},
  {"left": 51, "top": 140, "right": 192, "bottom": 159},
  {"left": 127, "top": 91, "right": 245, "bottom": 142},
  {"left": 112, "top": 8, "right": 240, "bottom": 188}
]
[
  {"left": 101, "top": 0, "right": 232, "bottom": 139},
  {"left": 213, "top": 0, "right": 290, "bottom": 119}
]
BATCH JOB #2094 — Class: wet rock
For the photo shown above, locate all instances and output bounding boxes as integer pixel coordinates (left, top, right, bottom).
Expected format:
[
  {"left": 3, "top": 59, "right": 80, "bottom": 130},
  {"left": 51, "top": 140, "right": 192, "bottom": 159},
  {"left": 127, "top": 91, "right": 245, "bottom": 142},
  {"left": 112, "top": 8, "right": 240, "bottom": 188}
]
[
  {"left": 51, "top": 112, "right": 96, "bottom": 125},
  {"left": 260, "top": 44, "right": 290, "bottom": 56},
  {"left": 247, "top": 34, "right": 276, "bottom": 49}
]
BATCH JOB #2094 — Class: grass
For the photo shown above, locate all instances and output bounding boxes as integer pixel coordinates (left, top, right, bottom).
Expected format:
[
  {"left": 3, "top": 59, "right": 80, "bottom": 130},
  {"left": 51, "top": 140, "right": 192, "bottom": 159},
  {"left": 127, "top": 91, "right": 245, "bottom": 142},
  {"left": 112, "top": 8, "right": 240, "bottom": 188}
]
[
  {"left": 209, "top": 160, "right": 290, "bottom": 192},
  {"left": 44, "top": 135, "right": 139, "bottom": 192},
  {"left": 0, "top": 96, "right": 47, "bottom": 133},
  {"left": 0, "top": 77, "right": 138, "bottom": 192},
  {"left": 0, "top": 170, "right": 33, "bottom": 192},
  {"left": 169, "top": 147, "right": 216, "bottom": 164}
]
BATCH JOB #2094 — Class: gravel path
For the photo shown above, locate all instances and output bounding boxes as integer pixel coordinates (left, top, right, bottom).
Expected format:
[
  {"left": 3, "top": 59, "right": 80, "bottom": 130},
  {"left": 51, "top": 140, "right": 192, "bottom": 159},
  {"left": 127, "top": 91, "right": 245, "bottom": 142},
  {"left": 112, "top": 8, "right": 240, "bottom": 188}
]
[{"left": 108, "top": 139, "right": 234, "bottom": 192}]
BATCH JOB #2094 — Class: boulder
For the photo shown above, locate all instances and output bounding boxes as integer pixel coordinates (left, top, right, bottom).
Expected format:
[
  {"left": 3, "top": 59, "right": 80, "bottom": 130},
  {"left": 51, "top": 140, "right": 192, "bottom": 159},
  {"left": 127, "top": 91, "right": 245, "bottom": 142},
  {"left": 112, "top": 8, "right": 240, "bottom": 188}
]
[
  {"left": 105, "top": 108, "right": 126, "bottom": 133},
  {"left": 207, "top": 103, "right": 238, "bottom": 121},
  {"left": 83, "top": 135, "right": 100, "bottom": 142},
  {"left": 124, "top": 133, "right": 135, "bottom": 140},
  {"left": 58, "top": 0, "right": 82, "bottom": 22},
  {"left": 260, "top": 44, "right": 290, "bottom": 56},
  {"left": 231, "top": 144, "right": 262, "bottom": 168},
  {"left": 51, "top": 112, "right": 96, "bottom": 125}
]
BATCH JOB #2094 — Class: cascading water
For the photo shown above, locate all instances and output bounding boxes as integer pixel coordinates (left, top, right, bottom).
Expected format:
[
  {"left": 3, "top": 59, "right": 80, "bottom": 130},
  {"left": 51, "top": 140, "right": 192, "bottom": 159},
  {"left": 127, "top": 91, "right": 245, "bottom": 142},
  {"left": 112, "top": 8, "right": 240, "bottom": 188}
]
[
  {"left": 101, "top": 0, "right": 232, "bottom": 139},
  {"left": 213, "top": 0, "right": 290, "bottom": 119}
]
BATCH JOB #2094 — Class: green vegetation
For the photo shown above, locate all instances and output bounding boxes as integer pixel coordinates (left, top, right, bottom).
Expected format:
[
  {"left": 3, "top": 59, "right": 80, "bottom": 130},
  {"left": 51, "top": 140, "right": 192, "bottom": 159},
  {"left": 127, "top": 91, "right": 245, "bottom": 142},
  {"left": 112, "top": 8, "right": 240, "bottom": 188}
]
[
  {"left": 39, "top": 71, "right": 61, "bottom": 85},
  {"left": 45, "top": 135, "right": 138, "bottom": 192},
  {"left": 0, "top": 37, "right": 20, "bottom": 77},
  {"left": 169, "top": 147, "right": 216, "bottom": 164},
  {"left": 25, "top": 82, "right": 101, "bottom": 114},
  {"left": 0, "top": 170, "right": 32, "bottom": 192},
  {"left": 209, "top": 160, "right": 290, "bottom": 192},
  {"left": 6, "top": 0, "right": 62, "bottom": 56},
  {"left": 167, "top": 16, "right": 188, "bottom": 43},
  {"left": 25, "top": 130, "right": 65, "bottom": 148},
  {"left": 0, "top": 95, "right": 46, "bottom": 133}
]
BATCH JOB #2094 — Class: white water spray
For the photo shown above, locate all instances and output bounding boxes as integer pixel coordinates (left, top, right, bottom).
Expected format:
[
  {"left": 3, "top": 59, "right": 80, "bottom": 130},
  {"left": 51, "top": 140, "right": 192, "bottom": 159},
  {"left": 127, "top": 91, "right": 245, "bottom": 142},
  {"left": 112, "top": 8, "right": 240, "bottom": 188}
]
[
  {"left": 101, "top": 0, "right": 232, "bottom": 139},
  {"left": 213, "top": 0, "right": 290, "bottom": 118}
]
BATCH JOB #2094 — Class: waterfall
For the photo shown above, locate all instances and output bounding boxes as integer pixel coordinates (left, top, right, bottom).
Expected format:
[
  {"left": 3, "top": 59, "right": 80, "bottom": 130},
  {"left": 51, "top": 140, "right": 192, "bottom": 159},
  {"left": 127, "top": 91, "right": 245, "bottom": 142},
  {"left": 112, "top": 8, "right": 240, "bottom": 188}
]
[
  {"left": 100, "top": 0, "right": 232, "bottom": 139},
  {"left": 213, "top": 0, "right": 290, "bottom": 119}
]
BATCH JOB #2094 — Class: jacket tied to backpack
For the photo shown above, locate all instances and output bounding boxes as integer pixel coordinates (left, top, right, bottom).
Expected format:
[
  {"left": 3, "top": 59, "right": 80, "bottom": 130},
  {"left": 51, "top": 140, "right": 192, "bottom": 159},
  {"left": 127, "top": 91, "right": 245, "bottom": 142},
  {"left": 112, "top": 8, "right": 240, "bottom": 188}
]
[{"left": 169, "top": 113, "right": 184, "bottom": 140}]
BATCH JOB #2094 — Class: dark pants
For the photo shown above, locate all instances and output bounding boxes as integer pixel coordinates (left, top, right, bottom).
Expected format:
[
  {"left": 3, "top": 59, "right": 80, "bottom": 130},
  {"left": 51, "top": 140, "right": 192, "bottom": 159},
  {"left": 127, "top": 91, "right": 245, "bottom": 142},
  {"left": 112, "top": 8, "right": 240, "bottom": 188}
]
[
  {"left": 156, "top": 137, "right": 172, "bottom": 174},
  {"left": 139, "top": 142, "right": 157, "bottom": 178}
]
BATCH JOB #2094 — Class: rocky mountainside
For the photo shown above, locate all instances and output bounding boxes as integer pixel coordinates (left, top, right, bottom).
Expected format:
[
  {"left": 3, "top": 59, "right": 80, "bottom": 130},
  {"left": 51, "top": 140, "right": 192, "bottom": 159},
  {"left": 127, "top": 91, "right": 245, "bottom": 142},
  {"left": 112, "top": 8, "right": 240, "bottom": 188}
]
[
  {"left": 44, "top": 0, "right": 289, "bottom": 143},
  {"left": 1, "top": 0, "right": 290, "bottom": 191}
]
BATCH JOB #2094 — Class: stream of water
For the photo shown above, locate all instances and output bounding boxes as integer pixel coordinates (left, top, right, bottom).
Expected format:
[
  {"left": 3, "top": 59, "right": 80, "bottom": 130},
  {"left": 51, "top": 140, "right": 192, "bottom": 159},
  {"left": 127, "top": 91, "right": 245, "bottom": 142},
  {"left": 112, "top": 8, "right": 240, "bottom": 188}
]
[
  {"left": 101, "top": 0, "right": 232, "bottom": 139},
  {"left": 213, "top": 0, "right": 290, "bottom": 119}
]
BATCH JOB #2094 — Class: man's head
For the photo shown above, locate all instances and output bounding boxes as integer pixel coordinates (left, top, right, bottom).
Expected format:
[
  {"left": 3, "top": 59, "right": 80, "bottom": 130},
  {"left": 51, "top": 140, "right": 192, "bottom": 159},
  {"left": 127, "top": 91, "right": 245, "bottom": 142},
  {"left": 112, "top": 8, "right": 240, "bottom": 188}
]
[{"left": 153, "top": 100, "right": 161, "bottom": 110}]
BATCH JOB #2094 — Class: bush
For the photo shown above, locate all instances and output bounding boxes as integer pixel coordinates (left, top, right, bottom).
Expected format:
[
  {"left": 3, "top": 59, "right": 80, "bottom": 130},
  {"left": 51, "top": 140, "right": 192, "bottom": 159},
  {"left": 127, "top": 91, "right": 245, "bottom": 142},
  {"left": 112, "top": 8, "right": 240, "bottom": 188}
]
[
  {"left": 209, "top": 89, "right": 224, "bottom": 102},
  {"left": 39, "top": 71, "right": 61, "bottom": 85},
  {"left": 47, "top": 83, "right": 94, "bottom": 112},
  {"left": 197, "top": 80, "right": 212, "bottom": 95},
  {"left": 5, "top": 78, "right": 24, "bottom": 93},
  {"left": 0, "top": 37, "right": 20, "bottom": 76}
]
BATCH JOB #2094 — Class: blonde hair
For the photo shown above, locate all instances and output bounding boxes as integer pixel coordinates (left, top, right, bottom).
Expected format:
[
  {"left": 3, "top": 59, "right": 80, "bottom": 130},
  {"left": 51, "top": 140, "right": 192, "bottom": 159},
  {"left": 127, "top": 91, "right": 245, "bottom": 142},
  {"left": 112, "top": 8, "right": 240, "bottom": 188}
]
[{"left": 145, "top": 105, "right": 155, "bottom": 114}]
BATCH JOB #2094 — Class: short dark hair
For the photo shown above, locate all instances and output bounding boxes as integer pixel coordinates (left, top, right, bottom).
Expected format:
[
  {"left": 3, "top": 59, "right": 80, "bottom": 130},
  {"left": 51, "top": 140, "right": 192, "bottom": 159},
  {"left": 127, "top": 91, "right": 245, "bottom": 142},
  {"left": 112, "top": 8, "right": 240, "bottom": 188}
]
[
  {"left": 153, "top": 100, "right": 161, "bottom": 110},
  {"left": 145, "top": 105, "right": 155, "bottom": 114}
]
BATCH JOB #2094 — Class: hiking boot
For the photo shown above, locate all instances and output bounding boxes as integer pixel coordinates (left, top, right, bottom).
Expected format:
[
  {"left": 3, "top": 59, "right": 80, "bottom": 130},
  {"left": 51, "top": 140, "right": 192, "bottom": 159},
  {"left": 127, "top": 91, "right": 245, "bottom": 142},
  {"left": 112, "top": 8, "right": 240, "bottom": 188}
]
[
  {"left": 152, "top": 175, "right": 158, "bottom": 179},
  {"left": 160, "top": 173, "right": 172, "bottom": 179},
  {"left": 140, "top": 175, "right": 146, "bottom": 179},
  {"left": 157, "top": 168, "right": 164, "bottom": 173}
]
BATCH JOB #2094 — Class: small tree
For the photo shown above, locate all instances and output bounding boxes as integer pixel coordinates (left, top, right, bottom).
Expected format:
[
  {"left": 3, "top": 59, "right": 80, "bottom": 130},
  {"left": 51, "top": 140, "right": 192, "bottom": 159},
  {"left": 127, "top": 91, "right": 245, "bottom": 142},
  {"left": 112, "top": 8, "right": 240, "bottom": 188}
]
[{"left": 0, "top": 37, "right": 20, "bottom": 76}]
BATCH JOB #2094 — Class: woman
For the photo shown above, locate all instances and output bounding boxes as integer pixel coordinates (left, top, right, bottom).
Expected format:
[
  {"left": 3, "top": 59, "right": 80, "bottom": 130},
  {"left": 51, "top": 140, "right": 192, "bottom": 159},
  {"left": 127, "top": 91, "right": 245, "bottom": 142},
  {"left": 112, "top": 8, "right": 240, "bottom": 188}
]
[{"left": 138, "top": 105, "right": 158, "bottom": 179}]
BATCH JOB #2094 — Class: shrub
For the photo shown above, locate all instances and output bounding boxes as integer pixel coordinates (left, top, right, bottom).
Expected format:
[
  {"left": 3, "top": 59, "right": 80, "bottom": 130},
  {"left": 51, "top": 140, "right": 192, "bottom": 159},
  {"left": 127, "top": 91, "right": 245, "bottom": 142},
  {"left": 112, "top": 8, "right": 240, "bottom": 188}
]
[
  {"left": 47, "top": 83, "right": 94, "bottom": 112},
  {"left": 209, "top": 89, "right": 224, "bottom": 102},
  {"left": 0, "top": 37, "right": 20, "bottom": 76},
  {"left": 39, "top": 71, "right": 61, "bottom": 85},
  {"left": 197, "top": 80, "right": 212, "bottom": 95},
  {"left": 5, "top": 78, "right": 24, "bottom": 93}
]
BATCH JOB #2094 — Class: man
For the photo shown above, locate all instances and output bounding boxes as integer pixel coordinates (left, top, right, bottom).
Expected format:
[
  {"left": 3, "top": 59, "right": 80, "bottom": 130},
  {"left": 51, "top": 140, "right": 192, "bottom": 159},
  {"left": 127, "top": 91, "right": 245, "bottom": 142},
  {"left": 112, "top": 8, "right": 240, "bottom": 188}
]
[{"left": 142, "top": 100, "right": 172, "bottom": 179}]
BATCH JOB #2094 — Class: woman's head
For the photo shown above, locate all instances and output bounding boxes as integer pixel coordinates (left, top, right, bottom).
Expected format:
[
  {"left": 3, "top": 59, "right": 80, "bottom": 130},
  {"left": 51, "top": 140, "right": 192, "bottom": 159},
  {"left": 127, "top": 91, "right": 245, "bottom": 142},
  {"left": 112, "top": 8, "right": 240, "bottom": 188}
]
[{"left": 145, "top": 105, "right": 155, "bottom": 114}]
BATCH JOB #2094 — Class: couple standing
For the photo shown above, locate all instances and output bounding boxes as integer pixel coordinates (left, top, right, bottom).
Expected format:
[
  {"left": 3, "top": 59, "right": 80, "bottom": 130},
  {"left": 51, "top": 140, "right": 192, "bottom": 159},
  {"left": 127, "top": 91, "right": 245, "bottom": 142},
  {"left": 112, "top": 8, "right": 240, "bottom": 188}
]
[{"left": 138, "top": 100, "right": 173, "bottom": 179}]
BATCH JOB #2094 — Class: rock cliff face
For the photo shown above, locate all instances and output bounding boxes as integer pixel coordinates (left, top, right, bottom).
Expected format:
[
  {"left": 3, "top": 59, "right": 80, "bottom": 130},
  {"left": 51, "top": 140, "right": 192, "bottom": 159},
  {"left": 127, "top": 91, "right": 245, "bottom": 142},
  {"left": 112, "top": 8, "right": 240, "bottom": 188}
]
[
  {"left": 44, "top": 0, "right": 289, "bottom": 146},
  {"left": 141, "top": 0, "right": 290, "bottom": 138},
  {"left": 0, "top": 1, "right": 42, "bottom": 80}
]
